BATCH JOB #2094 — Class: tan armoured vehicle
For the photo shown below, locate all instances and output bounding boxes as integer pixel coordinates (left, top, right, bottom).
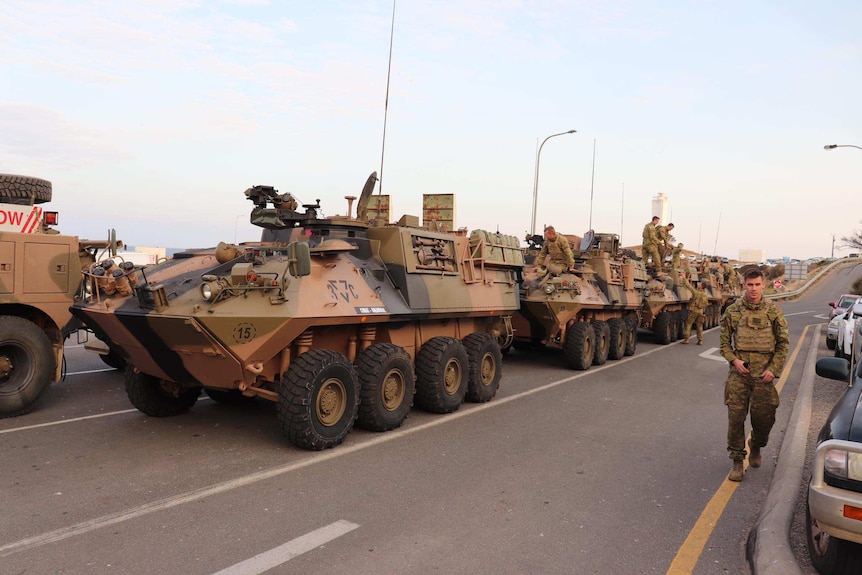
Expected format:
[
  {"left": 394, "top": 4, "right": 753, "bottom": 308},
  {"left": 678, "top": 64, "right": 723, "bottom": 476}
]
[
  {"left": 72, "top": 173, "right": 524, "bottom": 450},
  {"left": 0, "top": 173, "right": 120, "bottom": 417},
  {"left": 513, "top": 231, "right": 643, "bottom": 370}
]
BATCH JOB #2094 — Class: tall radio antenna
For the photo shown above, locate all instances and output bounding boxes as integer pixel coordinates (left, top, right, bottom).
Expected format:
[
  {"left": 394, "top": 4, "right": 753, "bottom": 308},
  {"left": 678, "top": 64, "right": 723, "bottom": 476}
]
[{"left": 378, "top": 0, "right": 396, "bottom": 196}]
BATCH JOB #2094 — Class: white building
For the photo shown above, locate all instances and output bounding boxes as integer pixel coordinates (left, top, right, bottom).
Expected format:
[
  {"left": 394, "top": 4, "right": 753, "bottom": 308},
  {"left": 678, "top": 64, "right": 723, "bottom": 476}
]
[
  {"left": 652, "top": 193, "right": 669, "bottom": 223},
  {"left": 738, "top": 248, "right": 766, "bottom": 263}
]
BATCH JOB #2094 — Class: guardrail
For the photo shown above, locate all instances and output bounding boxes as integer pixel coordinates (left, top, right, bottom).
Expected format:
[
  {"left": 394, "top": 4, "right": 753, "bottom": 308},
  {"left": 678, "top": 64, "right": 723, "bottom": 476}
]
[{"left": 766, "top": 258, "right": 859, "bottom": 302}]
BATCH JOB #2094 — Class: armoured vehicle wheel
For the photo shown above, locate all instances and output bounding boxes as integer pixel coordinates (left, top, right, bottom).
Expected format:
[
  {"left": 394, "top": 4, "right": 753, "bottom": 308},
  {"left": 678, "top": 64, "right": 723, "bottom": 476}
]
[
  {"left": 204, "top": 388, "right": 256, "bottom": 405},
  {"left": 463, "top": 332, "right": 502, "bottom": 403},
  {"left": 826, "top": 338, "right": 836, "bottom": 351},
  {"left": 623, "top": 316, "right": 638, "bottom": 356},
  {"left": 279, "top": 350, "right": 359, "bottom": 450},
  {"left": 607, "top": 318, "right": 626, "bottom": 360},
  {"left": 124, "top": 367, "right": 200, "bottom": 417},
  {"left": 653, "top": 312, "right": 673, "bottom": 345},
  {"left": 806, "top": 482, "right": 862, "bottom": 575},
  {"left": 591, "top": 321, "right": 610, "bottom": 365},
  {"left": 676, "top": 311, "right": 687, "bottom": 340},
  {"left": 0, "top": 316, "right": 54, "bottom": 418},
  {"left": 415, "top": 336, "right": 468, "bottom": 413},
  {"left": 355, "top": 343, "right": 415, "bottom": 431},
  {"left": 563, "top": 322, "right": 594, "bottom": 371},
  {"left": 0, "top": 173, "right": 52, "bottom": 204}
]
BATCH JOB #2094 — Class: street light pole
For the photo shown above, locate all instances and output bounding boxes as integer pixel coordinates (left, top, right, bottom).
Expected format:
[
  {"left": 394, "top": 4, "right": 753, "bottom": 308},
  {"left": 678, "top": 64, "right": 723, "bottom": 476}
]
[
  {"left": 530, "top": 129, "right": 577, "bottom": 237},
  {"left": 824, "top": 144, "right": 862, "bottom": 151}
]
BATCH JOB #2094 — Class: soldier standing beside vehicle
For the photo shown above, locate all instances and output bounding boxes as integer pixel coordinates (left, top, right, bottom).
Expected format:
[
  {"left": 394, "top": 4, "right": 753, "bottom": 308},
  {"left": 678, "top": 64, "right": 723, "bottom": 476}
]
[
  {"left": 642, "top": 216, "right": 662, "bottom": 269},
  {"left": 719, "top": 268, "right": 789, "bottom": 482},
  {"left": 681, "top": 274, "right": 708, "bottom": 344},
  {"left": 537, "top": 226, "right": 574, "bottom": 273}
]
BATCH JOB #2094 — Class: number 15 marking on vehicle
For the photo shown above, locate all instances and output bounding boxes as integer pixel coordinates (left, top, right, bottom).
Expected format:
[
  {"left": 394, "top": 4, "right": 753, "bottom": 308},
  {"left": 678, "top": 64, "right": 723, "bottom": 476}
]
[{"left": 327, "top": 280, "right": 358, "bottom": 303}]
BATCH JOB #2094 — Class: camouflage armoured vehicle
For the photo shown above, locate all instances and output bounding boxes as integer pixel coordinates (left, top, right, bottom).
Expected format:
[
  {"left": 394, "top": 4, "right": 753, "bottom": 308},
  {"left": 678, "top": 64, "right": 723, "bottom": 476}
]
[
  {"left": 0, "top": 174, "right": 121, "bottom": 417},
  {"left": 638, "top": 266, "right": 692, "bottom": 345},
  {"left": 72, "top": 173, "right": 524, "bottom": 450},
  {"left": 512, "top": 231, "right": 642, "bottom": 370}
]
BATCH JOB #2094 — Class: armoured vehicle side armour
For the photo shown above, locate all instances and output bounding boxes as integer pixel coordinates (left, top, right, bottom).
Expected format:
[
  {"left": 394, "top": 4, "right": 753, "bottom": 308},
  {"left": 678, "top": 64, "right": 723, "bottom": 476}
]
[{"left": 72, "top": 173, "right": 524, "bottom": 450}]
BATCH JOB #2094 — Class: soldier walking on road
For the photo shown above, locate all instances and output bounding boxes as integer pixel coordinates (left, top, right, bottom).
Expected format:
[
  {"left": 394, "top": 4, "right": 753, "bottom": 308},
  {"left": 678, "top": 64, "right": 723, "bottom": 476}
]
[
  {"left": 537, "top": 226, "right": 574, "bottom": 273},
  {"left": 642, "top": 216, "right": 662, "bottom": 268},
  {"left": 681, "top": 274, "right": 708, "bottom": 344},
  {"left": 719, "top": 269, "right": 789, "bottom": 482}
]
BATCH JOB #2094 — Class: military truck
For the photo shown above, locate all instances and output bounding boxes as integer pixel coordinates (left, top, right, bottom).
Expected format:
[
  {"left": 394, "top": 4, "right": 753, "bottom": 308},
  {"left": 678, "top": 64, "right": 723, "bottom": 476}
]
[
  {"left": 0, "top": 173, "right": 120, "bottom": 417},
  {"left": 512, "top": 231, "right": 643, "bottom": 370},
  {"left": 72, "top": 173, "right": 524, "bottom": 450}
]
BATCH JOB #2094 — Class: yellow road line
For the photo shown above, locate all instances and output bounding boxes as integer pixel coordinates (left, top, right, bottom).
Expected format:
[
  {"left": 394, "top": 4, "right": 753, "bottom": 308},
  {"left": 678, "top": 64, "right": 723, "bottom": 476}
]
[{"left": 664, "top": 324, "right": 810, "bottom": 574}]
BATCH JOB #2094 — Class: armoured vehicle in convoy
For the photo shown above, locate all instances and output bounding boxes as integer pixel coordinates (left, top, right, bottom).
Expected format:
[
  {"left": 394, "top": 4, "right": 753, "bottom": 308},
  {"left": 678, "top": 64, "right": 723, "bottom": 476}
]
[
  {"left": 72, "top": 173, "right": 524, "bottom": 450},
  {"left": 0, "top": 173, "right": 121, "bottom": 417},
  {"left": 512, "top": 231, "right": 642, "bottom": 369}
]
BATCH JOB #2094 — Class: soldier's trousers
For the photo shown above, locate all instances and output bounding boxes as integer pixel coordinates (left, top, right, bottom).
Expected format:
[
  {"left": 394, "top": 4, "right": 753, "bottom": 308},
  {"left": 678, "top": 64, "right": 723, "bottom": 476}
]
[
  {"left": 724, "top": 360, "right": 779, "bottom": 461},
  {"left": 642, "top": 243, "right": 662, "bottom": 267},
  {"left": 684, "top": 309, "right": 705, "bottom": 342}
]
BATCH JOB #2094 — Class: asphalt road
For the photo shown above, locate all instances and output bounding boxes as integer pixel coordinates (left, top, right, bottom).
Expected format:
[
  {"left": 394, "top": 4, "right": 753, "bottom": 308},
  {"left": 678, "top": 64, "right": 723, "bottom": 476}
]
[{"left": 2, "top": 262, "right": 860, "bottom": 575}]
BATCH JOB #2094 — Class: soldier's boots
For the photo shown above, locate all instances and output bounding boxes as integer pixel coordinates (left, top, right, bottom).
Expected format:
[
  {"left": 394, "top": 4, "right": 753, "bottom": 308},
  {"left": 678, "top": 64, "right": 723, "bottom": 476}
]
[
  {"left": 681, "top": 339, "right": 689, "bottom": 344},
  {"left": 728, "top": 461, "right": 744, "bottom": 482},
  {"left": 749, "top": 439, "right": 762, "bottom": 468},
  {"left": 697, "top": 340, "right": 703, "bottom": 345}
]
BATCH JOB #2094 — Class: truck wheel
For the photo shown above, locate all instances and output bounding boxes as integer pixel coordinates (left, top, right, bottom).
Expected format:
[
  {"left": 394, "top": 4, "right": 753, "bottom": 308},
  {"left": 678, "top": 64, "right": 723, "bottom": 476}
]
[
  {"left": 463, "top": 332, "right": 502, "bottom": 403},
  {"left": 826, "top": 338, "right": 836, "bottom": 351},
  {"left": 415, "top": 336, "right": 468, "bottom": 413},
  {"left": 806, "top": 483, "right": 862, "bottom": 574},
  {"left": 623, "top": 316, "right": 638, "bottom": 356},
  {"left": 355, "top": 343, "right": 415, "bottom": 431},
  {"left": 279, "top": 349, "right": 359, "bottom": 450},
  {"left": 204, "top": 388, "right": 256, "bottom": 405},
  {"left": 607, "top": 318, "right": 626, "bottom": 360},
  {"left": 653, "top": 312, "right": 673, "bottom": 345},
  {"left": 591, "top": 321, "right": 610, "bottom": 365},
  {"left": 676, "top": 311, "right": 688, "bottom": 339},
  {"left": 563, "top": 322, "right": 594, "bottom": 371},
  {"left": 124, "top": 367, "right": 200, "bottom": 417},
  {"left": 0, "top": 174, "right": 52, "bottom": 204},
  {"left": 0, "top": 316, "right": 54, "bottom": 418}
]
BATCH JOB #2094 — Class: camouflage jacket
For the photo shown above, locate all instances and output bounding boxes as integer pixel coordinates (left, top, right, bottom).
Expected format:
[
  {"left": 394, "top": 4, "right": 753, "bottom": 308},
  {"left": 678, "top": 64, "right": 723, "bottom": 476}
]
[
  {"left": 642, "top": 222, "right": 658, "bottom": 245},
  {"left": 656, "top": 226, "right": 671, "bottom": 247},
  {"left": 538, "top": 234, "right": 575, "bottom": 268},
  {"left": 681, "top": 277, "right": 708, "bottom": 312},
  {"left": 719, "top": 297, "right": 789, "bottom": 376}
]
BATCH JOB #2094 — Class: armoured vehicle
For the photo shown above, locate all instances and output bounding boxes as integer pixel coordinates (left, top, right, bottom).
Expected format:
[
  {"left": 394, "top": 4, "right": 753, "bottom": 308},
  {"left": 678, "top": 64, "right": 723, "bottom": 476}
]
[
  {"left": 72, "top": 173, "right": 524, "bottom": 450},
  {"left": 0, "top": 173, "right": 120, "bottom": 417},
  {"left": 512, "top": 231, "right": 643, "bottom": 370},
  {"left": 638, "top": 265, "right": 692, "bottom": 345}
]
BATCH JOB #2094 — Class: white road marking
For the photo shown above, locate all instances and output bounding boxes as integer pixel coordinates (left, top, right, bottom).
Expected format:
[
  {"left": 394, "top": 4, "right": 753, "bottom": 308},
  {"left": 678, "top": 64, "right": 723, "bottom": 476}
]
[
  {"left": 0, "top": 409, "right": 138, "bottom": 435},
  {"left": 0, "top": 341, "right": 701, "bottom": 558},
  {"left": 811, "top": 314, "right": 831, "bottom": 320},
  {"left": 699, "top": 347, "right": 726, "bottom": 362},
  {"left": 66, "top": 367, "right": 117, "bottom": 376},
  {"left": 211, "top": 520, "right": 360, "bottom": 575}
]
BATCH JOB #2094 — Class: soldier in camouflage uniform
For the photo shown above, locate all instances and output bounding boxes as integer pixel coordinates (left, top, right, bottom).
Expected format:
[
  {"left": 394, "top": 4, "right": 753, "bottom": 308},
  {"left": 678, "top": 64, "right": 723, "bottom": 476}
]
[
  {"left": 681, "top": 274, "right": 708, "bottom": 344},
  {"left": 641, "top": 216, "right": 662, "bottom": 268},
  {"left": 719, "top": 268, "right": 789, "bottom": 482},
  {"left": 656, "top": 222, "right": 675, "bottom": 265},
  {"left": 671, "top": 243, "right": 684, "bottom": 270},
  {"left": 537, "top": 226, "right": 574, "bottom": 273}
]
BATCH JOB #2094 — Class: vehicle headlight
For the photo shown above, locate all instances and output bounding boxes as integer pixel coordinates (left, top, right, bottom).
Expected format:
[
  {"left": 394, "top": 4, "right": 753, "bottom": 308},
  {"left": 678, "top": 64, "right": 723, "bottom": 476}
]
[
  {"left": 200, "top": 281, "right": 222, "bottom": 302},
  {"left": 824, "top": 449, "right": 862, "bottom": 481},
  {"left": 544, "top": 283, "right": 556, "bottom": 295}
]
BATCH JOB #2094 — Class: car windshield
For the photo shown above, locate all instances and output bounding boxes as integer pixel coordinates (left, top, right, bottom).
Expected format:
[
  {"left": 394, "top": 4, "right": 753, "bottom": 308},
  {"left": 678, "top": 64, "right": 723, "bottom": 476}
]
[{"left": 839, "top": 296, "right": 858, "bottom": 308}]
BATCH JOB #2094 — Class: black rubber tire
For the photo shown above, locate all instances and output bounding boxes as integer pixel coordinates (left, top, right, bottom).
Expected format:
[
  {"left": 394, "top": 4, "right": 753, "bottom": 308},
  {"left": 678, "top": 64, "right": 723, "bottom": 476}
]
[
  {"left": 607, "top": 318, "right": 626, "bottom": 360},
  {"left": 591, "top": 320, "right": 610, "bottom": 365},
  {"left": 204, "top": 388, "right": 256, "bottom": 405},
  {"left": 826, "top": 338, "right": 836, "bottom": 351},
  {"left": 563, "top": 322, "right": 594, "bottom": 371},
  {"left": 355, "top": 343, "right": 415, "bottom": 431},
  {"left": 415, "top": 336, "right": 469, "bottom": 413},
  {"left": 676, "top": 310, "right": 688, "bottom": 339},
  {"left": 653, "top": 312, "right": 673, "bottom": 345},
  {"left": 124, "top": 367, "right": 200, "bottom": 417},
  {"left": 0, "top": 174, "right": 52, "bottom": 204},
  {"left": 0, "top": 316, "right": 54, "bottom": 418},
  {"left": 806, "top": 483, "right": 862, "bottom": 575},
  {"left": 99, "top": 349, "right": 127, "bottom": 370},
  {"left": 624, "top": 316, "right": 638, "bottom": 356},
  {"left": 278, "top": 349, "right": 359, "bottom": 450},
  {"left": 463, "top": 332, "right": 502, "bottom": 403}
]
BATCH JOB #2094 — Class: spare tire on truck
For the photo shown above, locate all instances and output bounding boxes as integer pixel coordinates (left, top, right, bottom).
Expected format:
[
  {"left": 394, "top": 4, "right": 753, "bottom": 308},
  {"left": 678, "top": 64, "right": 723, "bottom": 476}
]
[{"left": 0, "top": 174, "right": 53, "bottom": 204}]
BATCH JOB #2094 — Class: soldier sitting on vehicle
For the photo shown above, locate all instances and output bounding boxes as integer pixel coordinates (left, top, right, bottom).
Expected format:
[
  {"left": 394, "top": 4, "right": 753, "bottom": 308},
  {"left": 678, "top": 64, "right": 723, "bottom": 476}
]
[{"left": 536, "top": 225, "right": 575, "bottom": 276}]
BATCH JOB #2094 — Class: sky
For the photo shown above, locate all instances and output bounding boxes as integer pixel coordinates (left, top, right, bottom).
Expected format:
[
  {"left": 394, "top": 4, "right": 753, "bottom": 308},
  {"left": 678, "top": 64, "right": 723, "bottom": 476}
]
[{"left": 1, "top": 0, "right": 860, "bottom": 260}]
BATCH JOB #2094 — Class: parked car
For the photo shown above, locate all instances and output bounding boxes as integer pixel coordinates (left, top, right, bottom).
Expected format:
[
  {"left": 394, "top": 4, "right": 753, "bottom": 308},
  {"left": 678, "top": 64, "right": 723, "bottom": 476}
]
[
  {"left": 830, "top": 294, "right": 861, "bottom": 320},
  {"left": 827, "top": 314, "right": 844, "bottom": 350},
  {"left": 809, "top": 357, "right": 862, "bottom": 574},
  {"left": 835, "top": 301, "right": 862, "bottom": 360}
]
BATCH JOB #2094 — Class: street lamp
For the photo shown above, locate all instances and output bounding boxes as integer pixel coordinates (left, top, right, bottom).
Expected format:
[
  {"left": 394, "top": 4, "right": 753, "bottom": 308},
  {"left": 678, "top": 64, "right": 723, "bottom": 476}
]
[
  {"left": 824, "top": 144, "right": 862, "bottom": 151},
  {"left": 530, "top": 129, "right": 577, "bottom": 237}
]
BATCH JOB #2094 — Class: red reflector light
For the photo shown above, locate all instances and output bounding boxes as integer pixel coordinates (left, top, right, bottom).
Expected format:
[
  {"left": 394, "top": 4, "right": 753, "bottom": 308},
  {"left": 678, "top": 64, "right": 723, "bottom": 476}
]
[
  {"left": 44, "top": 212, "right": 59, "bottom": 225},
  {"left": 844, "top": 505, "right": 862, "bottom": 521}
]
